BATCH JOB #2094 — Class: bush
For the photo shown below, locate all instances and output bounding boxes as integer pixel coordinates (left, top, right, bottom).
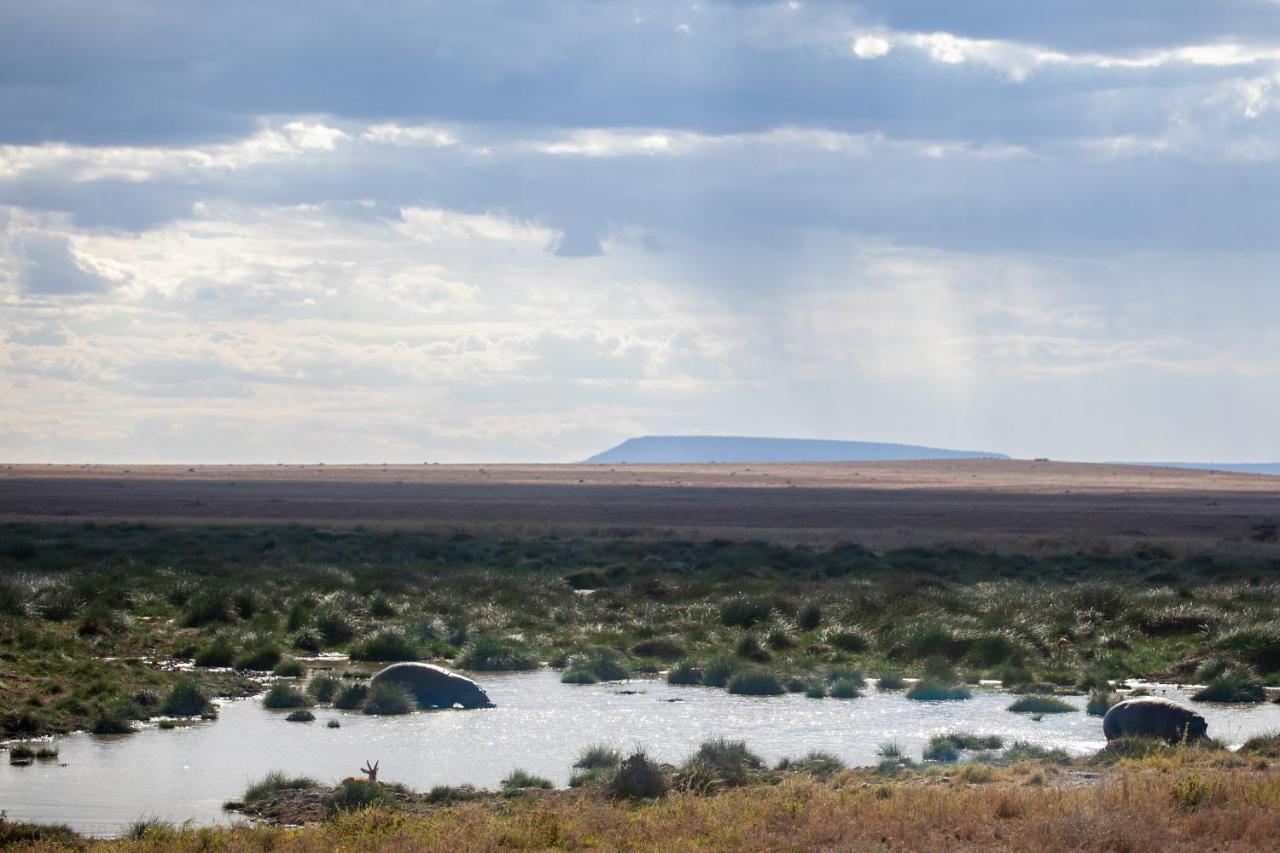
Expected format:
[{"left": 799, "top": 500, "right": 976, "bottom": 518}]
[
  {"left": 667, "top": 662, "right": 703, "bottom": 685},
  {"left": 1239, "top": 732, "right": 1280, "bottom": 758},
  {"left": 606, "top": 750, "right": 668, "bottom": 799},
  {"left": 1192, "top": 666, "right": 1266, "bottom": 703},
  {"left": 314, "top": 611, "right": 355, "bottom": 646},
  {"left": 1003, "top": 741, "right": 1071, "bottom": 764},
  {"left": 501, "top": 768, "right": 553, "bottom": 790},
  {"left": 1086, "top": 688, "right": 1118, "bottom": 716},
  {"left": 679, "top": 738, "right": 764, "bottom": 790},
  {"left": 0, "top": 818, "right": 81, "bottom": 847},
  {"left": 561, "top": 669, "right": 597, "bottom": 684},
  {"left": 719, "top": 596, "right": 772, "bottom": 628},
  {"left": 906, "top": 679, "right": 971, "bottom": 701},
  {"left": 574, "top": 744, "right": 622, "bottom": 771},
  {"left": 362, "top": 682, "right": 416, "bottom": 715},
  {"left": 332, "top": 683, "right": 369, "bottom": 710},
  {"left": 192, "top": 635, "right": 238, "bottom": 666},
  {"left": 775, "top": 750, "right": 845, "bottom": 780},
  {"left": 702, "top": 657, "right": 739, "bottom": 688},
  {"left": 570, "top": 649, "right": 629, "bottom": 682},
  {"left": 182, "top": 592, "right": 233, "bottom": 627},
  {"left": 273, "top": 658, "right": 307, "bottom": 678},
  {"left": 330, "top": 778, "right": 389, "bottom": 812},
  {"left": 829, "top": 678, "right": 862, "bottom": 699},
  {"left": 458, "top": 636, "right": 538, "bottom": 671},
  {"left": 91, "top": 702, "right": 136, "bottom": 735},
  {"left": 1215, "top": 623, "right": 1280, "bottom": 672},
  {"left": 805, "top": 682, "right": 826, "bottom": 698},
  {"left": 160, "top": 676, "right": 213, "bottom": 716},
  {"left": 875, "top": 670, "right": 906, "bottom": 690},
  {"left": 349, "top": 629, "right": 420, "bottom": 662},
  {"left": 924, "top": 732, "right": 1003, "bottom": 762},
  {"left": 735, "top": 633, "right": 772, "bottom": 663},
  {"left": 630, "top": 638, "right": 686, "bottom": 661},
  {"left": 798, "top": 602, "right": 822, "bottom": 631},
  {"left": 826, "top": 627, "right": 871, "bottom": 653},
  {"left": 263, "top": 682, "right": 312, "bottom": 710},
  {"left": 285, "top": 710, "right": 315, "bottom": 722},
  {"left": 727, "top": 670, "right": 785, "bottom": 696},
  {"left": 307, "top": 674, "right": 339, "bottom": 703},
  {"left": 1008, "top": 695, "right": 1075, "bottom": 714},
  {"left": 235, "top": 642, "right": 283, "bottom": 672}
]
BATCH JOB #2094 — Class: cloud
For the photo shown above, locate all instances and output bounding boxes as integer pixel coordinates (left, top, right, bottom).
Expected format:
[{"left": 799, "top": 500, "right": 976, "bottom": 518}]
[{"left": 5, "top": 231, "right": 113, "bottom": 294}]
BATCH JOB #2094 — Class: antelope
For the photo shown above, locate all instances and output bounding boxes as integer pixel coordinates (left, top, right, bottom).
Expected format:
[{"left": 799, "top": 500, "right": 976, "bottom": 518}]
[{"left": 345, "top": 760, "right": 379, "bottom": 784}]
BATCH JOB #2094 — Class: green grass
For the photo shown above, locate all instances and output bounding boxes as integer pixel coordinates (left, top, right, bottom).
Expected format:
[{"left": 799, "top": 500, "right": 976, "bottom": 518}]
[
  {"left": 1086, "top": 687, "right": 1118, "bottom": 716},
  {"left": 243, "top": 770, "right": 321, "bottom": 803},
  {"left": 667, "top": 662, "right": 703, "bottom": 685},
  {"left": 829, "top": 677, "right": 863, "bottom": 699},
  {"left": 458, "top": 636, "right": 538, "bottom": 671},
  {"left": 924, "top": 732, "right": 1004, "bottom": 762},
  {"left": 679, "top": 738, "right": 765, "bottom": 790},
  {"left": 501, "top": 768, "right": 554, "bottom": 791},
  {"left": 775, "top": 750, "right": 846, "bottom": 780},
  {"left": 606, "top": 750, "right": 667, "bottom": 799},
  {"left": 574, "top": 744, "right": 622, "bottom": 771},
  {"left": 307, "top": 674, "right": 339, "bottom": 703},
  {"left": 332, "top": 683, "right": 369, "bottom": 710}
]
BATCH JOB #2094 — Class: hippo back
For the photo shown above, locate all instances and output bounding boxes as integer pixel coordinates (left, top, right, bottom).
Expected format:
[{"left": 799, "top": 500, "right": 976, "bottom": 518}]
[
  {"left": 1102, "top": 697, "right": 1206, "bottom": 743},
  {"left": 370, "top": 662, "right": 495, "bottom": 709}
]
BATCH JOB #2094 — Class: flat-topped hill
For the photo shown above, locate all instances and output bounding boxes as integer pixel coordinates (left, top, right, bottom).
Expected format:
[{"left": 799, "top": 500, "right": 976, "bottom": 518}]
[{"left": 584, "top": 435, "right": 1007, "bottom": 464}]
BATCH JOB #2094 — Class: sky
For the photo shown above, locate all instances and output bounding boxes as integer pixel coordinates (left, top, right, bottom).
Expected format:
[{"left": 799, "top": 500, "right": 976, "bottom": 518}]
[{"left": 1, "top": 1, "right": 1278, "bottom": 464}]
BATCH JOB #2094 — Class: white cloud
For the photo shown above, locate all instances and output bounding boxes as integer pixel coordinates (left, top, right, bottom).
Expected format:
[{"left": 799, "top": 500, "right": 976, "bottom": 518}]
[{"left": 851, "top": 35, "right": 892, "bottom": 60}]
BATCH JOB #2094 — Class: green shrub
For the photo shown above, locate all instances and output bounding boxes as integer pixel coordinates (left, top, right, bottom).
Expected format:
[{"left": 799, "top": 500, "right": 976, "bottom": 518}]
[
  {"left": 561, "top": 669, "right": 597, "bottom": 684},
  {"left": 826, "top": 627, "right": 871, "bottom": 653},
  {"left": 91, "top": 702, "right": 136, "bottom": 735},
  {"left": 458, "top": 636, "right": 538, "bottom": 671},
  {"left": 798, "top": 602, "right": 822, "bottom": 630},
  {"left": 160, "top": 676, "right": 213, "bottom": 716},
  {"left": 426, "top": 784, "right": 483, "bottom": 804},
  {"left": 330, "top": 778, "right": 389, "bottom": 812},
  {"left": 735, "top": 633, "right": 772, "bottom": 662},
  {"left": 805, "top": 682, "right": 826, "bottom": 698},
  {"left": 702, "top": 657, "right": 739, "bottom": 688},
  {"left": 182, "top": 592, "right": 233, "bottom": 627},
  {"left": 262, "top": 682, "right": 312, "bottom": 710},
  {"left": 775, "top": 750, "right": 845, "bottom": 780},
  {"left": 314, "top": 611, "right": 355, "bottom": 646},
  {"left": 327, "top": 718, "right": 341, "bottom": 728},
  {"left": 307, "top": 674, "right": 339, "bottom": 703},
  {"left": 0, "top": 818, "right": 81, "bottom": 846},
  {"left": 875, "top": 670, "right": 906, "bottom": 690},
  {"left": 667, "top": 662, "right": 703, "bottom": 685},
  {"left": 679, "top": 738, "right": 764, "bottom": 790},
  {"left": 332, "top": 683, "right": 369, "bottom": 710},
  {"left": 362, "top": 682, "right": 416, "bottom": 715},
  {"left": 124, "top": 818, "right": 176, "bottom": 841},
  {"left": 273, "top": 658, "right": 307, "bottom": 678},
  {"left": 1008, "top": 695, "right": 1075, "bottom": 714},
  {"left": 574, "top": 744, "right": 622, "bottom": 771},
  {"left": 924, "top": 732, "right": 1003, "bottom": 762},
  {"left": 1086, "top": 688, "right": 1118, "bottom": 716},
  {"left": 234, "top": 642, "right": 282, "bottom": 672},
  {"left": 906, "top": 679, "right": 971, "bottom": 701},
  {"left": 1215, "top": 623, "right": 1280, "bottom": 672},
  {"left": 1003, "top": 741, "right": 1071, "bottom": 764},
  {"left": 829, "top": 677, "right": 862, "bottom": 699},
  {"left": 727, "top": 670, "right": 784, "bottom": 696},
  {"left": 876, "top": 742, "right": 902, "bottom": 759},
  {"left": 349, "top": 629, "right": 420, "bottom": 662},
  {"left": 1192, "top": 666, "right": 1266, "bottom": 702},
  {"left": 1239, "top": 732, "right": 1280, "bottom": 757},
  {"left": 570, "top": 649, "right": 628, "bottom": 682},
  {"left": 606, "top": 750, "right": 667, "bottom": 799},
  {"left": 630, "top": 638, "right": 686, "bottom": 661},
  {"left": 501, "top": 768, "right": 553, "bottom": 790},
  {"left": 719, "top": 596, "right": 773, "bottom": 628}
]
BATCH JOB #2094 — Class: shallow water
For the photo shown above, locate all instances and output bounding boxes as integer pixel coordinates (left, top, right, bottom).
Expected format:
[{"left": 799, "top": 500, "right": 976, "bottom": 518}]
[{"left": 3, "top": 673, "right": 1279, "bottom": 837}]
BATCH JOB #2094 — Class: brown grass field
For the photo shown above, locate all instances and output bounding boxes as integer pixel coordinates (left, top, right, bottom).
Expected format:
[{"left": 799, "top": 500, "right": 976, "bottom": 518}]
[{"left": 2, "top": 459, "right": 1277, "bottom": 551}]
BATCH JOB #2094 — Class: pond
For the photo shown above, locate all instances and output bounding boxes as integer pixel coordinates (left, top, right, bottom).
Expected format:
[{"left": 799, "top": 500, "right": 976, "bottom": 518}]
[{"left": 3, "top": 672, "right": 1279, "bottom": 837}]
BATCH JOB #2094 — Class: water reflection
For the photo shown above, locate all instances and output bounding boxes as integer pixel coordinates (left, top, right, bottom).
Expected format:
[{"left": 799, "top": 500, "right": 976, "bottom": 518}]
[{"left": 2, "top": 672, "right": 1277, "bottom": 837}]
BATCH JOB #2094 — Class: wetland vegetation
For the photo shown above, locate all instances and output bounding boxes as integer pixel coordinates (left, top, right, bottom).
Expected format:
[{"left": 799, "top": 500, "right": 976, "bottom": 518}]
[{"left": 3, "top": 521, "right": 1280, "bottom": 739}]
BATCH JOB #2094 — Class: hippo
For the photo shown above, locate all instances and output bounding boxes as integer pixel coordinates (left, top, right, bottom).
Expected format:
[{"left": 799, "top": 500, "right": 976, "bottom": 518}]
[
  {"left": 369, "top": 662, "right": 494, "bottom": 709},
  {"left": 1102, "top": 697, "right": 1207, "bottom": 743}
]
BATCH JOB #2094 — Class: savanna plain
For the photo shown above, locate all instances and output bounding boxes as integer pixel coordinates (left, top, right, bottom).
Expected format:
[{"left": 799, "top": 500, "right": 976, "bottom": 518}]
[{"left": 2, "top": 461, "right": 1280, "bottom": 851}]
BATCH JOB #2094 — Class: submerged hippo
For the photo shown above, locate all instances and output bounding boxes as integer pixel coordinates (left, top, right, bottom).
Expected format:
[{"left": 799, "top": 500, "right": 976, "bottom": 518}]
[
  {"left": 1102, "top": 697, "right": 1207, "bottom": 743},
  {"left": 370, "top": 662, "right": 494, "bottom": 709}
]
